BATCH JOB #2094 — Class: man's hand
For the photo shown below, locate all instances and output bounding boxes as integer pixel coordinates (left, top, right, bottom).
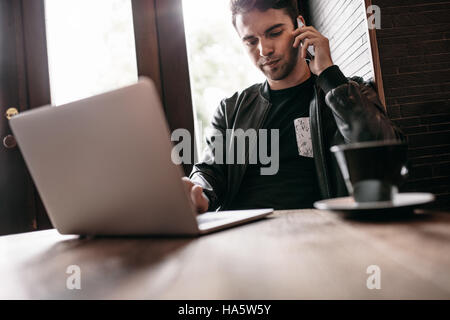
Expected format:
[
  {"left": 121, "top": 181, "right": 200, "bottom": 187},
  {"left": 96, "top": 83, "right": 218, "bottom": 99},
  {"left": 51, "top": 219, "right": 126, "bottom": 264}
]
[
  {"left": 182, "top": 177, "right": 209, "bottom": 214},
  {"left": 292, "top": 24, "right": 334, "bottom": 76}
]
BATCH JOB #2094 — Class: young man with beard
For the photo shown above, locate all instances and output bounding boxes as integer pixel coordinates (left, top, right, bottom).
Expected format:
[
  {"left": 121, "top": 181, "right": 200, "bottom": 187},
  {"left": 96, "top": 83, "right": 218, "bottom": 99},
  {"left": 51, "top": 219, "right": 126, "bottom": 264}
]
[{"left": 183, "top": 0, "right": 403, "bottom": 213}]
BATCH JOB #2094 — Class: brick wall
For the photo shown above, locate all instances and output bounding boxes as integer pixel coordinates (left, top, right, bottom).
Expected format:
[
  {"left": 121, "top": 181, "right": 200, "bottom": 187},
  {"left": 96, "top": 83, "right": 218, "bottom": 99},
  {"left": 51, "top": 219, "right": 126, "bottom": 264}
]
[{"left": 372, "top": 0, "right": 450, "bottom": 209}]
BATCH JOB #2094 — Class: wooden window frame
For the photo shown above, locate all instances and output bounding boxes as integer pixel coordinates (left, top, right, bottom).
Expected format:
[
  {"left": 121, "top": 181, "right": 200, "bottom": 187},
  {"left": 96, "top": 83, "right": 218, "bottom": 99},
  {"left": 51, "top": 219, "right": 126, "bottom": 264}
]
[
  {"left": 365, "top": 0, "right": 387, "bottom": 109},
  {"left": 0, "top": 0, "right": 53, "bottom": 233},
  {"left": 2, "top": 0, "right": 195, "bottom": 233},
  {"left": 131, "top": 0, "right": 195, "bottom": 175}
]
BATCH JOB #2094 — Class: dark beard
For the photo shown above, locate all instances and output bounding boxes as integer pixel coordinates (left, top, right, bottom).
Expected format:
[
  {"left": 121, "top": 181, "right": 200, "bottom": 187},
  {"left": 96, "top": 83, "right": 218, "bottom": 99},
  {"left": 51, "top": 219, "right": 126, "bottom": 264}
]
[{"left": 261, "top": 46, "right": 300, "bottom": 81}]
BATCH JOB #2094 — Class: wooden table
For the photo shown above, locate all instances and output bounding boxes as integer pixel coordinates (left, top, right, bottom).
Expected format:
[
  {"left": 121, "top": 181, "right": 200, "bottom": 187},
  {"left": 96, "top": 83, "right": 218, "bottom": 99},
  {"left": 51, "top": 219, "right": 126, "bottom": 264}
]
[{"left": 1, "top": 209, "right": 450, "bottom": 299}]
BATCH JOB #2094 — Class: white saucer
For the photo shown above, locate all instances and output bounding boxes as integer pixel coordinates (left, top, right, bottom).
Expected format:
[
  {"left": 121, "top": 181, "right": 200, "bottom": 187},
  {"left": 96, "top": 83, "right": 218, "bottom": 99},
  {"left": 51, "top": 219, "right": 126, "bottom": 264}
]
[{"left": 314, "top": 193, "right": 435, "bottom": 211}]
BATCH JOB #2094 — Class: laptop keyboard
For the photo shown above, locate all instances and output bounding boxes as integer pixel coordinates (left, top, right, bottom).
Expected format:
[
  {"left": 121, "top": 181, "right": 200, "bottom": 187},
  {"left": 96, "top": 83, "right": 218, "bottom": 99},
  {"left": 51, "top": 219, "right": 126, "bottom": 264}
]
[
  {"left": 196, "top": 212, "right": 236, "bottom": 224},
  {"left": 195, "top": 210, "right": 271, "bottom": 231}
]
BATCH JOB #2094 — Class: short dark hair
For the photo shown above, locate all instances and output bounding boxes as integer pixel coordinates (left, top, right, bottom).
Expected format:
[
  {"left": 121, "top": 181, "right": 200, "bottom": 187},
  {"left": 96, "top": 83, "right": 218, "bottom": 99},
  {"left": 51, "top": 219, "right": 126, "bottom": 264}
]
[{"left": 230, "top": 0, "right": 299, "bottom": 28}]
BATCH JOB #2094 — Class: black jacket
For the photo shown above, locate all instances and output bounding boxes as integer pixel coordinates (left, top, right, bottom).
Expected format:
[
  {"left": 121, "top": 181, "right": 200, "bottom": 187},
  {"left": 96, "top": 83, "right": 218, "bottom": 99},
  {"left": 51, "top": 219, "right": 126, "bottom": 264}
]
[{"left": 189, "top": 66, "right": 404, "bottom": 211}]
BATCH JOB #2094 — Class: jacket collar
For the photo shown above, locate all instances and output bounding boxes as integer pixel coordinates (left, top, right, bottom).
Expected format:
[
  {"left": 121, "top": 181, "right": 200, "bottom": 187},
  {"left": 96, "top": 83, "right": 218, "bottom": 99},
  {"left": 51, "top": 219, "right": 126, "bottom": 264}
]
[{"left": 259, "top": 80, "right": 271, "bottom": 102}]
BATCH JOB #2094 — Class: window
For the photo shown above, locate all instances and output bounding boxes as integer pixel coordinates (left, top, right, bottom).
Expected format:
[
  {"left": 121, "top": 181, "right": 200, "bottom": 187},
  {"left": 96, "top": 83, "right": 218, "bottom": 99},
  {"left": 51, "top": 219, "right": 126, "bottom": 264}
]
[
  {"left": 45, "top": 0, "right": 138, "bottom": 106},
  {"left": 309, "top": 0, "right": 375, "bottom": 81}
]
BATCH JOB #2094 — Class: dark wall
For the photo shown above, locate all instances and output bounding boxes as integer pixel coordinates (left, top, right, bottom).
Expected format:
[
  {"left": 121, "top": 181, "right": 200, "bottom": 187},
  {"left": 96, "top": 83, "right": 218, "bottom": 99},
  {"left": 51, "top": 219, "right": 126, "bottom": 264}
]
[{"left": 370, "top": 0, "right": 450, "bottom": 209}]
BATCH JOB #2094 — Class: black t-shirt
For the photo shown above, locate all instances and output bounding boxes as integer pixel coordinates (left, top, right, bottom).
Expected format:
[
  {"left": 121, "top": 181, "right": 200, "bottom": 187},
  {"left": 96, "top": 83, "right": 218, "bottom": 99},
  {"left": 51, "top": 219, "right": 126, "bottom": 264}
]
[{"left": 229, "top": 76, "right": 321, "bottom": 210}]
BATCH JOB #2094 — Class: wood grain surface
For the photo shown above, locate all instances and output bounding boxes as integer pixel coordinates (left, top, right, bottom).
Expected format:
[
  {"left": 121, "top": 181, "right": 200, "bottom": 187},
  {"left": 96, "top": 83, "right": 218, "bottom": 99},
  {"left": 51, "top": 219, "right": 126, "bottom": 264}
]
[{"left": 0, "top": 209, "right": 449, "bottom": 299}]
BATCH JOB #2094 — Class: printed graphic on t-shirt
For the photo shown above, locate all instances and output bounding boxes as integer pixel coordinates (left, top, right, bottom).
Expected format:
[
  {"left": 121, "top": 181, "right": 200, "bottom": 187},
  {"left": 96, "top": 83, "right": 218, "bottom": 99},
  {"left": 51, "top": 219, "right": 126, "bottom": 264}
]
[{"left": 294, "top": 117, "right": 313, "bottom": 158}]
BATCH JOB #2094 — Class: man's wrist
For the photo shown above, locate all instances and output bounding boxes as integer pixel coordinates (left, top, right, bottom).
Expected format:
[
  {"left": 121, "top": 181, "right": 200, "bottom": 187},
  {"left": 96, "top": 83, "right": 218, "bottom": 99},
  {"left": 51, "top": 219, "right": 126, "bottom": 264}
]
[
  {"left": 316, "top": 65, "right": 348, "bottom": 94},
  {"left": 316, "top": 62, "right": 334, "bottom": 76}
]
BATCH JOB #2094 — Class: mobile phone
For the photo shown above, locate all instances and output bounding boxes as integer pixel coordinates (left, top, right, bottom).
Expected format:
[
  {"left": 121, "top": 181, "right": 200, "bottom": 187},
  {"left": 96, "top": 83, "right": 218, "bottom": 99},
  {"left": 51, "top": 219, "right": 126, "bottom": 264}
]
[{"left": 296, "top": 17, "right": 315, "bottom": 59}]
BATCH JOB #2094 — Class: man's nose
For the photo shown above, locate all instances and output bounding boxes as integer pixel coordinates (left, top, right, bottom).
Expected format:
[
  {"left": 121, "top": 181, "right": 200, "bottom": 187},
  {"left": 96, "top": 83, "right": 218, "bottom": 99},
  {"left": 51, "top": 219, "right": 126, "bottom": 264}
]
[{"left": 258, "top": 39, "right": 274, "bottom": 57}]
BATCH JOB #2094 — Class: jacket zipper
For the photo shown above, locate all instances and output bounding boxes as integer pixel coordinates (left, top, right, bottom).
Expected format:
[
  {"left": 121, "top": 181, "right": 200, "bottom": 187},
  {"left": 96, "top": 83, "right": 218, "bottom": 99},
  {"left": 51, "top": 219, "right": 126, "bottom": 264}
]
[
  {"left": 222, "top": 99, "right": 272, "bottom": 210},
  {"left": 310, "top": 85, "right": 332, "bottom": 199}
]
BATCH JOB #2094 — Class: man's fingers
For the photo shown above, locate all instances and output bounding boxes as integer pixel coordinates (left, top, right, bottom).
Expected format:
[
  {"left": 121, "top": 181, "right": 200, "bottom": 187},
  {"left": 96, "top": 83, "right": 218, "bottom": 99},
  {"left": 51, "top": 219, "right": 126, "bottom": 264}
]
[
  {"left": 301, "top": 39, "right": 314, "bottom": 58},
  {"left": 293, "top": 36, "right": 302, "bottom": 48},
  {"left": 296, "top": 31, "right": 318, "bottom": 41},
  {"left": 292, "top": 26, "right": 319, "bottom": 37},
  {"left": 293, "top": 31, "right": 317, "bottom": 48},
  {"left": 182, "top": 177, "right": 194, "bottom": 187},
  {"left": 183, "top": 178, "right": 208, "bottom": 213},
  {"left": 182, "top": 177, "right": 195, "bottom": 194},
  {"left": 192, "top": 185, "right": 209, "bottom": 213}
]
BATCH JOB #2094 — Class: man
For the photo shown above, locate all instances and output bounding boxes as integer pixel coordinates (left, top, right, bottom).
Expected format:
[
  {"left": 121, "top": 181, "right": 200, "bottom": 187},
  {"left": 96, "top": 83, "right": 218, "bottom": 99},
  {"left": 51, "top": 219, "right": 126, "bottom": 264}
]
[{"left": 182, "top": 0, "right": 403, "bottom": 213}]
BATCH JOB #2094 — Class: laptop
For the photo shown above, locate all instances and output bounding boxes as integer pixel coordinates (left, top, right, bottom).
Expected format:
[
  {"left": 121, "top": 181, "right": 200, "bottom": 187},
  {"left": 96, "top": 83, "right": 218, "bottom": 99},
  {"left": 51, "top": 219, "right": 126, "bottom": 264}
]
[{"left": 9, "top": 78, "right": 273, "bottom": 236}]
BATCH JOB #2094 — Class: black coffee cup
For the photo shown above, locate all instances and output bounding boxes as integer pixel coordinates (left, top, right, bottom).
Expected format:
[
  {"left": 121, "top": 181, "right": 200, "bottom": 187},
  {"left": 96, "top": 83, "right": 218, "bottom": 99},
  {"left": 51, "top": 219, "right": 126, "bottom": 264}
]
[{"left": 330, "top": 140, "right": 409, "bottom": 203}]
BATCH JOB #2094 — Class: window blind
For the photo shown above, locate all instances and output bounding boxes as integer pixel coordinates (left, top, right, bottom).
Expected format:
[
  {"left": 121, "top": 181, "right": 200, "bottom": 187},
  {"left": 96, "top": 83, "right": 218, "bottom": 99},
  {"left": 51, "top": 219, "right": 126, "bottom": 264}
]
[{"left": 309, "top": 0, "right": 375, "bottom": 81}]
